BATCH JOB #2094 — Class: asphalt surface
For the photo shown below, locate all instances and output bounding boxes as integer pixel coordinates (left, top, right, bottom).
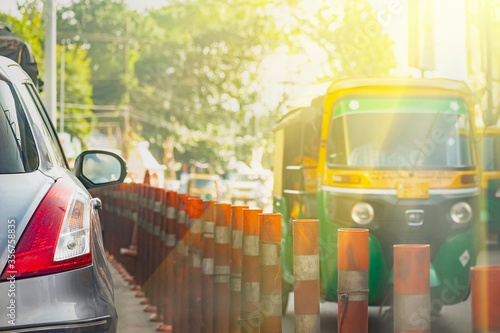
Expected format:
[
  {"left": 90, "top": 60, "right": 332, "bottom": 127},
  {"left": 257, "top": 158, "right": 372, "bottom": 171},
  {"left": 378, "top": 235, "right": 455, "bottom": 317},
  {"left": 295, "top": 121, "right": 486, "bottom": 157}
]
[
  {"left": 111, "top": 242, "right": 500, "bottom": 333},
  {"left": 111, "top": 266, "right": 160, "bottom": 333}
]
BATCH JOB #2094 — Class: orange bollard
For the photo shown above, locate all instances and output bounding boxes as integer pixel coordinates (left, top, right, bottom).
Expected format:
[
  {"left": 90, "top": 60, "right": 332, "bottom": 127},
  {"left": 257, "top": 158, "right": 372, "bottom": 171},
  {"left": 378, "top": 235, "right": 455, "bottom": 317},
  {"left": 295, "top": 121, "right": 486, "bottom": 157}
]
[
  {"left": 157, "top": 190, "right": 177, "bottom": 333},
  {"left": 239, "top": 208, "right": 262, "bottom": 333},
  {"left": 188, "top": 197, "right": 204, "bottom": 333},
  {"left": 337, "top": 228, "right": 369, "bottom": 333},
  {"left": 230, "top": 206, "right": 248, "bottom": 333},
  {"left": 147, "top": 187, "right": 165, "bottom": 318},
  {"left": 393, "top": 244, "right": 430, "bottom": 333},
  {"left": 136, "top": 184, "right": 151, "bottom": 299},
  {"left": 173, "top": 193, "right": 188, "bottom": 333},
  {"left": 293, "top": 219, "right": 320, "bottom": 333},
  {"left": 142, "top": 186, "right": 158, "bottom": 311},
  {"left": 120, "top": 183, "right": 139, "bottom": 278},
  {"left": 214, "top": 203, "right": 232, "bottom": 333},
  {"left": 202, "top": 201, "right": 216, "bottom": 333},
  {"left": 118, "top": 183, "right": 135, "bottom": 280},
  {"left": 259, "top": 213, "right": 282, "bottom": 332},
  {"left": 471, "top": 266, "right": 500, "bottom": 332},
  {"left": 125, "top": 183, "right": 140, "bottom": 290},
  {"left": 181, "top": 195, "right": 191, "bottom": 333}
]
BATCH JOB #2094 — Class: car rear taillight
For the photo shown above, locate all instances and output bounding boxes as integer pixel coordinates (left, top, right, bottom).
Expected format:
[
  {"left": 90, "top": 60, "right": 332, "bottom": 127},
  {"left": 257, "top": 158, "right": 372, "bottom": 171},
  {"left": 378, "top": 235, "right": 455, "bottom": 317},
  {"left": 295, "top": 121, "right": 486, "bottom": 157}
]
[{"left": 1, "top": 179, "right": 92, "bottom": 281}]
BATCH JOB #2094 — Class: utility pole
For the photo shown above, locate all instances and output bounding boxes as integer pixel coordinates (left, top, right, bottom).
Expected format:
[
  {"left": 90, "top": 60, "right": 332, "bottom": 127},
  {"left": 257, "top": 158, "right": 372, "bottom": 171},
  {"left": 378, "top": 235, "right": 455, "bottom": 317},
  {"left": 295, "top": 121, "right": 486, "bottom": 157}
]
[
  {"left": 483, "top": 0, "right": 495, "bottom": 125},
  {"left": 59, "top": 43, "right": 65, "bottom": 133},
  {"left": 408, "top": 0, "right": 435, "bottom": 76},
  {"left": 44, "top": 0, "right": 57, "bottom": 122}
]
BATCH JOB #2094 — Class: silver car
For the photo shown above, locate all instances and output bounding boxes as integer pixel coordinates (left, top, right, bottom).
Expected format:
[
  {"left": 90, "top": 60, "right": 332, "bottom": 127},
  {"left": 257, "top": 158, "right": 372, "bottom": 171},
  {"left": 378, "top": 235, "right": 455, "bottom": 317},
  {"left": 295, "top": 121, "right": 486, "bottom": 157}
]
[{"left": 0, "top": 56, "right": 126, "bottom": 332}]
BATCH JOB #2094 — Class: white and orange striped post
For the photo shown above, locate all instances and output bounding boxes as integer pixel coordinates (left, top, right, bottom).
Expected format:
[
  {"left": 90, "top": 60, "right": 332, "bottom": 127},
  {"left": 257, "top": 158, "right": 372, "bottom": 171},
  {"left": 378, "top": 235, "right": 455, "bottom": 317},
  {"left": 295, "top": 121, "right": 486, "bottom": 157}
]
[
  {"left": 239, "top": 208, "right": 262, "bottom": 333},
  {"left": 135, "top": 184, "right": 149, "bottom": 298},
  {"left": 259, "top": 213, "right": 282, "bottom": 332},
  {"left": 141, "top": 185, "right": 156, "bottom": 306},
  {"left": 337, "top": 228, "right": 369, "bottom": 333},
  {"left": 181, "top": 195, "right": 191, "bottom": 333},
  {"left": 147, "top": 187, "right": 165, "bottom": 319},
  {"left": 188, "top": 197, "right": 204, "bottom": 333},
  {"left": 173, "top": 193, "right": 188, "bottom": 333},
  {"left": 120, "top": 183, "right": 139, "bottom": 286},
  {"left": 156, "top": 190, "right": 177, "bottom": 333},
  {"left": 202, "top": 201, "right": 216, "bottom": 333},
  {"left": 393, "top": 244, "right": 430, "bottom": 333},
  {"left": 293, "top": 219, "right": 320, "bottom": 333},
  {"left": 230, "top": 206, "right": 248, "bottom": 333},
  {"left": 471, "top": 266, "right": 500, "bottom": 333},
  {"left": 125, "top": 183, "right": 140, "bottom": 290},
  {"left": 214, "top": 203, "right": 232, "bottom": 333}
]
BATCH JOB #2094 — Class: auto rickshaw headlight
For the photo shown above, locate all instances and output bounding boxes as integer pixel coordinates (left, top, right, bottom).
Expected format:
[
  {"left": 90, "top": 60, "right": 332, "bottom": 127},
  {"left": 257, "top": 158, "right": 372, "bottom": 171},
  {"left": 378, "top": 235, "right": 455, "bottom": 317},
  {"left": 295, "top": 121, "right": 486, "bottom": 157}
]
[
  {"left": 450, "top": 202, "right": 472, "bottom": 224},
  {"left": 351, "top": 202, "right": 374, "bottom": 225}
]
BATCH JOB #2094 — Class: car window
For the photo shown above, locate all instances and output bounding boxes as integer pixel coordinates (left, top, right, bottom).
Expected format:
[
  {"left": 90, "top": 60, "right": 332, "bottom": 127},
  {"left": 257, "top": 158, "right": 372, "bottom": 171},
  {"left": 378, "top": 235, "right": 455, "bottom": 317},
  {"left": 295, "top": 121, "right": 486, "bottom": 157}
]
[
  {"left": 17, "top": 82, "right": 68, "bottom": 168},
  {"left": 0, "top": 79, "right": 38, "bottom": 173}
]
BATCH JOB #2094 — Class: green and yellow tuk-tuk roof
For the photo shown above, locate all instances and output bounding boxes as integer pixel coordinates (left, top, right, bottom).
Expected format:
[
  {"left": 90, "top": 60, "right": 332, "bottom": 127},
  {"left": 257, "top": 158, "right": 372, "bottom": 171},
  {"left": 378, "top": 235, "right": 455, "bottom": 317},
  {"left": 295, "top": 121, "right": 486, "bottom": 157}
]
[
  {"left": 325, "top": 77, "right": 473, "bottom": 97},
  {"left": 324, "top": 78, "right": 475, "bottom": 113},
  {"left": 322, "top": 77, "right": 477, "bottom": 141}
]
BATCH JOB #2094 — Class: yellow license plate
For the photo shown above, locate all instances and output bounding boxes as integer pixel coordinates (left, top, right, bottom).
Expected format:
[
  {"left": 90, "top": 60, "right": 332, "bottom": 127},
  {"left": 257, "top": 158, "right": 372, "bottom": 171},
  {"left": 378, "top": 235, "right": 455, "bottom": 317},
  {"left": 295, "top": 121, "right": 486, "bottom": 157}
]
[{"left": 397, "top": 182, "right": 429, "bottom": 199}]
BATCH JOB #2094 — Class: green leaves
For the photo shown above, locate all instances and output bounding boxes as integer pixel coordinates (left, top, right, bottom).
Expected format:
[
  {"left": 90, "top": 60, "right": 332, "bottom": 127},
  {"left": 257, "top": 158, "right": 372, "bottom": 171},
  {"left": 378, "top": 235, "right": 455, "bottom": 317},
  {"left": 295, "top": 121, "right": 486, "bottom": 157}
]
[{"left": 6, "top": 0, "right": 397, "bottom": 171}]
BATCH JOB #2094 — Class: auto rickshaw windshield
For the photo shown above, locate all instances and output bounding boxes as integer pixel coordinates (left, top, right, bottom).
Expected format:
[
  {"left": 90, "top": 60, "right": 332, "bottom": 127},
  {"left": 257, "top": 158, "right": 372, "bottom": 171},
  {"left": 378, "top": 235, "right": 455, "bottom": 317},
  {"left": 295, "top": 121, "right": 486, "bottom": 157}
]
[{"left": 326, "top": 97, "right": 475, "bottom": 169}]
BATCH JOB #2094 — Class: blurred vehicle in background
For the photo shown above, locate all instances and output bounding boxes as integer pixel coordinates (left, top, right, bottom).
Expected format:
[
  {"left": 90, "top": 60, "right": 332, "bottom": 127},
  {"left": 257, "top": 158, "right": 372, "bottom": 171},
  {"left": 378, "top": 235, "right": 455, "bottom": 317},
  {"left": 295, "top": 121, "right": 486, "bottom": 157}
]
[
  {"left": 228, "top": 172, "right": 261, "bottom": 205},
  {"left": 477, "top": 127, "right": 500, "bottom": 238},
  {"left": 226, "top": 170, "right": 273, "bottom": 210},
  {"left": 125, "top": 141, "right": 166, "bottom": 187},
  {"left": 0, "top": 23, "right": 41, "bottom": 90},
  {"left": 0, "top": 56, "right": 126, "bottom": 332},
  {"left": 187, "top": 173, "right": 220, "bottom": 201}
]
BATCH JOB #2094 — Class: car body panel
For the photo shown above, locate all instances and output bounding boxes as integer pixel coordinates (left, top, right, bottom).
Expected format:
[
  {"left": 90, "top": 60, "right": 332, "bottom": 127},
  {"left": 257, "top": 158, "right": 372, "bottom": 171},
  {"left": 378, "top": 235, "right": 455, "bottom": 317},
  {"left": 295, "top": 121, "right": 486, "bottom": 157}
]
[
  {"left": 0, "top": 173, "right": 117, "bottom": 332},
  {"left": 0, "top": 56, "right": 118, "bottom": 332}
]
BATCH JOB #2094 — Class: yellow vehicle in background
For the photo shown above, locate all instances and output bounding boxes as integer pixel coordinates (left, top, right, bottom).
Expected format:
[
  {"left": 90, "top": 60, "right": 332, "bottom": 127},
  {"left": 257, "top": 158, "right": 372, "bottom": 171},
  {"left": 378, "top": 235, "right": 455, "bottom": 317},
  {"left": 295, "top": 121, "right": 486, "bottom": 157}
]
[
  {"left": 274, "top": 78, "right": 481, "bottom": 315},
  {"left": 478, "top": 127, "right": 500, "bottom": 237},
  {"left": 187, "top": 173, "right": 220, "bottom": 201}
]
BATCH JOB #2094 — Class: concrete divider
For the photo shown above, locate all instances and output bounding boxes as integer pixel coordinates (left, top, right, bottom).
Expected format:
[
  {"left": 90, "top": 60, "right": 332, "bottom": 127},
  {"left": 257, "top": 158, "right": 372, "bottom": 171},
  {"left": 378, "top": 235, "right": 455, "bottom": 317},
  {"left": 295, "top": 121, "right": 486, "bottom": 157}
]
[
  {"left": 337, "top": 228, "right": 369, "bottom": 333},
  {"left": 293, "top": 219, "right": 320, "bottom": 333}
]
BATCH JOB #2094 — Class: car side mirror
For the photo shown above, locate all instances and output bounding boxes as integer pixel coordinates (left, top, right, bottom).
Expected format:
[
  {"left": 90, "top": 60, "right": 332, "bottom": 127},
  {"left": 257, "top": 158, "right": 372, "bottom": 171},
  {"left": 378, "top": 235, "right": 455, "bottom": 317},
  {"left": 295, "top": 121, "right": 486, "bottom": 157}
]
[{"left": 74, "top": 150, "right": 127, "bottom": 189}]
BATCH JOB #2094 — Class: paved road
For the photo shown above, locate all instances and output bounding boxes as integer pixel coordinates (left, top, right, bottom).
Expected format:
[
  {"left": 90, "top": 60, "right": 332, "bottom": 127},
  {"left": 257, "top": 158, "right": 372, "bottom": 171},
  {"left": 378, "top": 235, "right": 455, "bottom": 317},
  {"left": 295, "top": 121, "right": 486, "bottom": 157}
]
[
  {"left": 282, "top": 242, "right": 500, "bottom": 333},
  {"left": 111, "top": 266, "right": 159, "bottom": 333},
  {"left": 113, "top": 243, "right": 500, "bottom": 332}
]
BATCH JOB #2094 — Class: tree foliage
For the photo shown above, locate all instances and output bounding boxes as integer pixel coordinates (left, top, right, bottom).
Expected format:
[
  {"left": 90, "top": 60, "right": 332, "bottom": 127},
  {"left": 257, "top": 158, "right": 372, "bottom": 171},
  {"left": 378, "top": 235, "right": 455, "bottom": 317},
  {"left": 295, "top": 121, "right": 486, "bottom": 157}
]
[
  {"left": 58, "top": 45, "right": 94, "bottom": 140},
  {"left": 132, "top": 1, "right": 281, "bottom": 169},
  {"left": 0, "top": 0, "right": 94, "bottom": 142},
  {"left": 270, "top": 0, "right": 397, "bottom": 81},
  {"left": 3, "top": 0, "right": 397, "bottom": 171}
]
